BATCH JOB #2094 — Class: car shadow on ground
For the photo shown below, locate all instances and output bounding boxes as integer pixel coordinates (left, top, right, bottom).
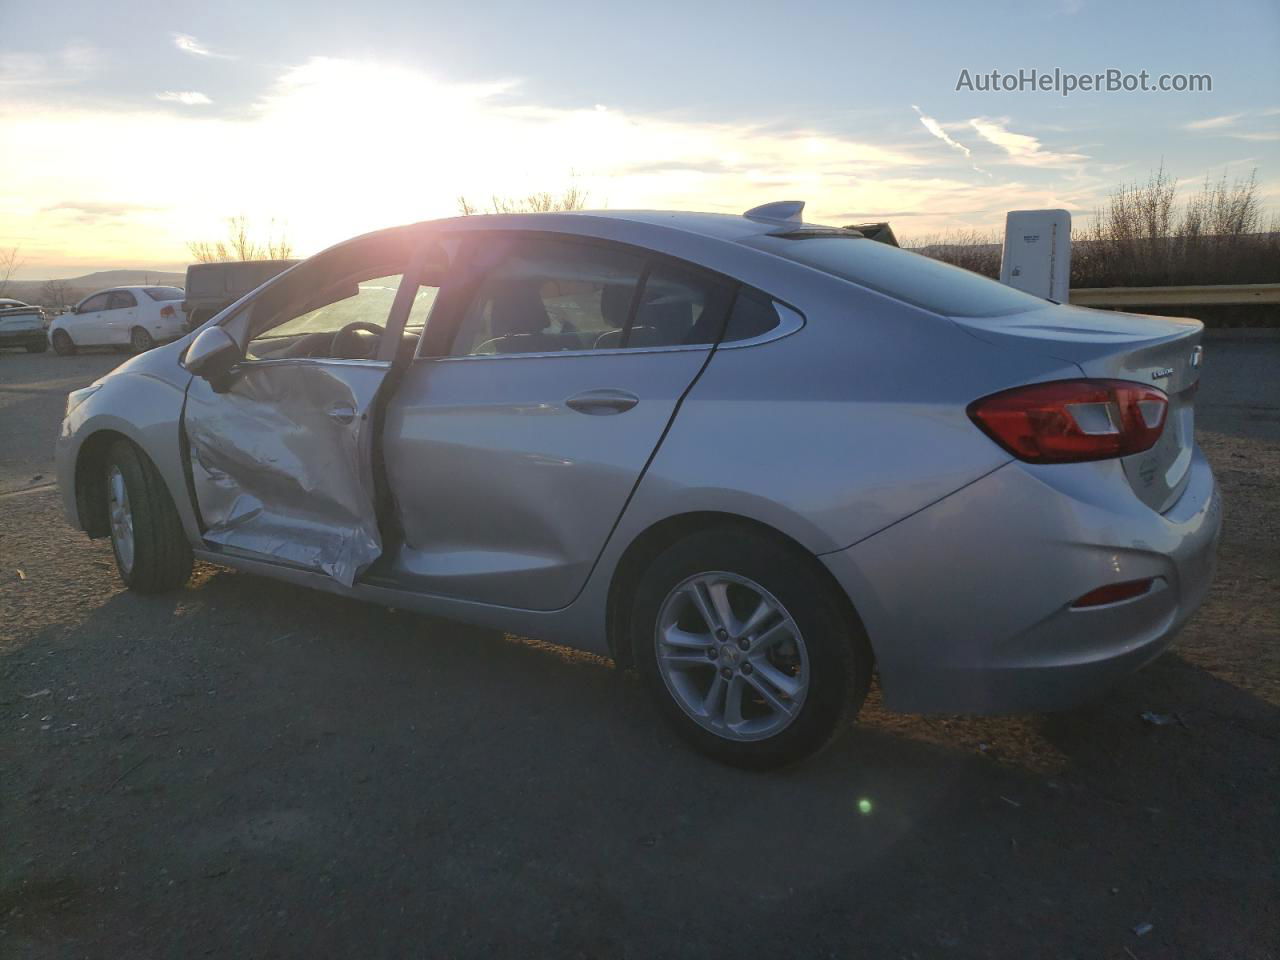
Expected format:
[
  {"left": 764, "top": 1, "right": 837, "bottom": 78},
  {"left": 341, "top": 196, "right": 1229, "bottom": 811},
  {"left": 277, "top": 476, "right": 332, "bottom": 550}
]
[{"left": 4, "top": 565, "right": 1276, "bottom": 957}]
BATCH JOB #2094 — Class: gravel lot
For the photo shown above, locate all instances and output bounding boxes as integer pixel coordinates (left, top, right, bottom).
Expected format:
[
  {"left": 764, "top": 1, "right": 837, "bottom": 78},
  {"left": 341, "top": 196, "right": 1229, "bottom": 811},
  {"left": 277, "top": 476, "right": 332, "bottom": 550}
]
[{"left": 2, "top": 341, "right": 1277, "bottom": 959}]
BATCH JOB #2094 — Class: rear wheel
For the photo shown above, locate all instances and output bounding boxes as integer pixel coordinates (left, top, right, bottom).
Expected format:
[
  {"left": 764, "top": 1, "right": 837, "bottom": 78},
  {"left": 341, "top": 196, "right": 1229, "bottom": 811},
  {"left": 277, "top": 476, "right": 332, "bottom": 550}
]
[
  {"left": 631, "top": 527, "right": 872, "bottom": 769},
  {"left": 51, "top": 330, "right": 75, "bottom": 355},
  {"left": 130, "top": 327, "right": 155, "bottom": 354},
  {"left": 104, "top": 440, "right": 193, "bottom": 593}
]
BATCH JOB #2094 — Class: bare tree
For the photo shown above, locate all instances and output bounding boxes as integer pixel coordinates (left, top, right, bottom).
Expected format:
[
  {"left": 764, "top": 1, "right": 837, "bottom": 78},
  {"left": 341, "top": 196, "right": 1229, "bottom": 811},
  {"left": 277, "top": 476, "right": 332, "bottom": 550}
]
[
  {"left": 39, "top": 278, "right": 75, "bottom": 310},
  {"left": 188, "top": 216, "right": 294, "bottom": 263},
  {"left": 0, "top": 246, "right": 23, "bottom": 297},
  {"left": 457, "top": 184, "right": 591, "bottom": 216},
  {"left": 1073, "top": 167, "right": 1277, "bottom": 287}
]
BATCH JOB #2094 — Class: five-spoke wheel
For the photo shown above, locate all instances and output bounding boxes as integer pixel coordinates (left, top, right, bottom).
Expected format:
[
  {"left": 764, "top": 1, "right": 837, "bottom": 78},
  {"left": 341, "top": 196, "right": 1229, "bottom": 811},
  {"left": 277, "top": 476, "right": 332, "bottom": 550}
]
[
  {"left": 632, "top": 526, "right": 873, "bottom": 768},
  {"left": 655, "top": 572, "right": 809, "bottom": 742}
]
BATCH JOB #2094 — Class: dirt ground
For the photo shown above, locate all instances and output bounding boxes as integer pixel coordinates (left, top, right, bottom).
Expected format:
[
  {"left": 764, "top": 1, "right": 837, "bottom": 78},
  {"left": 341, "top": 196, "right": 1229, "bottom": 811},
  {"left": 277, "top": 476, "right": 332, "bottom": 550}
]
[{"left": 2, "top": 341, "right": 1277, "bottom": 959}]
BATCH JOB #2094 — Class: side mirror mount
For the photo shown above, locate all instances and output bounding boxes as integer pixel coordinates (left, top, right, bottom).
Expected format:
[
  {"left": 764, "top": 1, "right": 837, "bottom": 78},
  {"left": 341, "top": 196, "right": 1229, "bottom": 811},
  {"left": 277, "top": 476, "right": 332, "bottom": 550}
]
[{"left": 183, "top": 326, "right": 242, "bottom": 387}]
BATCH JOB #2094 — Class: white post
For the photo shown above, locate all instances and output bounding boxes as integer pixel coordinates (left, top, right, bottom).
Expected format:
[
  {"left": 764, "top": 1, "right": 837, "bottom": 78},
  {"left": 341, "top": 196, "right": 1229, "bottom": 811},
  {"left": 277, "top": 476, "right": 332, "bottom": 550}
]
[{"left": 1000, "top": 209, "right": 1072, "bottom": 302}]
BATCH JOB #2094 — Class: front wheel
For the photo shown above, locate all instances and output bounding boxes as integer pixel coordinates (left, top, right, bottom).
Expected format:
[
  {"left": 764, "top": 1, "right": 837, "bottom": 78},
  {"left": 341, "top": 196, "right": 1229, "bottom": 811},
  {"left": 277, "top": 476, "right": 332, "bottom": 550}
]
[
  {"left": 130, "top": 327, "right": 155, "bottom": 353},
  {"left": 631, "top": 527, "right": 873, "bottom": 769},
  {"left": 104, "top": 440, "right": 193, "bottom": 593},
  {"left": 51, "top": 330, "right": 75, "bottom": 355}
]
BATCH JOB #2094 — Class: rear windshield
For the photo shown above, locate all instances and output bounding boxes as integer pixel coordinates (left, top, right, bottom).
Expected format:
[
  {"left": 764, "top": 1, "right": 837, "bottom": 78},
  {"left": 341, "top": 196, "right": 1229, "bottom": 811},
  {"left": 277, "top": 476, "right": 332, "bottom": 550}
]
[
  {"left": 763, "top": 236, "right": 1049, "bottom": 318},
  {"left": 144, "top": 287, "right": 185, "bottom": 301}
]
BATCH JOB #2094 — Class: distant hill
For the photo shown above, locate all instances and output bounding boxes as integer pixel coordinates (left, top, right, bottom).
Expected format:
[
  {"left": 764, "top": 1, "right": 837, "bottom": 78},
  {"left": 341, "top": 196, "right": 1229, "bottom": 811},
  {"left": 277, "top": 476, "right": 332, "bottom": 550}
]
[
  {"left": 68, "top": 269, "right": 186, "bottom": 288},
  {"left": 1, "top": 269, "right": 187, "bottom": 306}
]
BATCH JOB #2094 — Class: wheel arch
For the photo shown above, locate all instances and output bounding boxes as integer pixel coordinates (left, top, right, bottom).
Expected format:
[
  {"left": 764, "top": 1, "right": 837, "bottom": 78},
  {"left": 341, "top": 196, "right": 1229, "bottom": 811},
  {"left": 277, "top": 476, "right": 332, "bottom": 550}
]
[
  {"left": 74, "top": 428, "right": 131, "bottom": 538},
  {"left": 604, "top": 510, "right": 871, "bottom": 669}
]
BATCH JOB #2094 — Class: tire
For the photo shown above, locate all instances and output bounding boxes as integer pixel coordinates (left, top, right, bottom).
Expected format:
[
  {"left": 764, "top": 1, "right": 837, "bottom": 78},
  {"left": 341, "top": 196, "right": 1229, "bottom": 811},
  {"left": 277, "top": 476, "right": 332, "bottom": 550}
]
[
  {"left": 130, "top": 327, "right": 155, "bottom": 354},
  {"left": 103, "top": 440, "right": 193, "bottom": 593},
  {"left": 631, "top": 527, "right": 873, "bottom": 769},
  {"left": 51, "top": 330, "right": 76, "bottom": 355},
  {"left": 26, "top": 340, "right": 48, "bottom": 353}
]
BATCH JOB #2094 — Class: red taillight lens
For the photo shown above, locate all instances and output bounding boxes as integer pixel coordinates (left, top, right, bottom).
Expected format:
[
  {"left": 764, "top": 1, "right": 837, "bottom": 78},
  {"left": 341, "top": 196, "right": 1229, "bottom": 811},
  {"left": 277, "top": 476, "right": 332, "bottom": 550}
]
[
  {"left": 160, "top": 305, "right": 175, "bottom": 317},
  {"left": 1071, "top": 578, "right": 1156, "bottom": 608},
  {"left": 967, "top": 379, "right": 1168, "bottom": 464}
]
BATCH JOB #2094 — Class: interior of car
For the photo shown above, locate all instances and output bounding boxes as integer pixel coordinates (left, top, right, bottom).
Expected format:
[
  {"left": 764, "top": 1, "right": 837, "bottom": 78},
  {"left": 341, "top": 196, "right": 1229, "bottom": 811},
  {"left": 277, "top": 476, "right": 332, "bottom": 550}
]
[{"left": 242, "top": 233, "right": 443, "bottom": 363}]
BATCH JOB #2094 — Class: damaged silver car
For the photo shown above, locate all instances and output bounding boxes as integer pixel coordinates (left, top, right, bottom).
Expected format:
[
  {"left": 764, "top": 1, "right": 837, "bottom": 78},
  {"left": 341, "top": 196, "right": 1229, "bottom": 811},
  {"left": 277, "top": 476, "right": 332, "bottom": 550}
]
[{"left": 57, "top": 203, "right": 1221, "bottom": 767}]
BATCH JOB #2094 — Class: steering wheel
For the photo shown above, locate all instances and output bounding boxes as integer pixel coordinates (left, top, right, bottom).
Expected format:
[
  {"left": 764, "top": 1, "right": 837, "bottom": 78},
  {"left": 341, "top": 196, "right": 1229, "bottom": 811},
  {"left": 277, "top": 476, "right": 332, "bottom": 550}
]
[{"left": 330, "top": 321, "right": 385, "bottom": 359}]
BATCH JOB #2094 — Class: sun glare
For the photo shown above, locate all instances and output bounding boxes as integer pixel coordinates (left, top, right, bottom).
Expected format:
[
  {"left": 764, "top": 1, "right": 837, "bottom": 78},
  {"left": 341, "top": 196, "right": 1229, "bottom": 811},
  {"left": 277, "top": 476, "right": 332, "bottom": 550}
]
[{"left": 0, "top": 55, "right": 1105, "bottom": 274}]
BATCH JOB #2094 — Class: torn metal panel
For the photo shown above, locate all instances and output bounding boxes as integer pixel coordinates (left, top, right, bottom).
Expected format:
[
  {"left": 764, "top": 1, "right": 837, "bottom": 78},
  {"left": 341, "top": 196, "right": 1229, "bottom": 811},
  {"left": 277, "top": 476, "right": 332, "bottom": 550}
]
[{"left": 184, "top": 361, "right": 389, "bottom": 586}]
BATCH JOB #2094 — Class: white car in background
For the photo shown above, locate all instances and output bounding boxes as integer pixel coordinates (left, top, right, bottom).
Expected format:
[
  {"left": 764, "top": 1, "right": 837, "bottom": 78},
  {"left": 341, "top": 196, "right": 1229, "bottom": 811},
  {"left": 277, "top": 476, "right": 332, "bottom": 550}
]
[{"left": 49, "top": 286, "right": 188, "bottom": 355}]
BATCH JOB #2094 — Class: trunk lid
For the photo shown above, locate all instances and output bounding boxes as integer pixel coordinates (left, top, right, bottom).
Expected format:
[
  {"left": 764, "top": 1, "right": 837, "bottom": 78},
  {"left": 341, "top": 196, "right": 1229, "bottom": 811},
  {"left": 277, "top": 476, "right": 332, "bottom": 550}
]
[{"left": 955, "top": 303, "right": 1204, "bottom": 513}]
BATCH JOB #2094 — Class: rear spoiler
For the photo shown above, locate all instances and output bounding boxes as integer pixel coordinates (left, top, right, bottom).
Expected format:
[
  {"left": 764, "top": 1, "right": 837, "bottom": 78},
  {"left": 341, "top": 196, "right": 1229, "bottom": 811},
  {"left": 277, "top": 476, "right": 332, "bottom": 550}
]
[
  {"left": 743, "top": 203, "right": 899, "bottom": 247},
  {"left": 843, "top": 222, "right": 899, "bottom": 247}
]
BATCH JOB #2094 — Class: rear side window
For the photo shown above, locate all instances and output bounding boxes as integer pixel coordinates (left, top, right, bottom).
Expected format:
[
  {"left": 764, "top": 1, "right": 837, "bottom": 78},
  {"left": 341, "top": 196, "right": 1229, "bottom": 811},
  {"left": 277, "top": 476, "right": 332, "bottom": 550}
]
[
  {"left": 144, "top": 287, "right": 184, "bottom": 301},
  {"left": 449, "top": 237, "right": 740, "bottom": 356},
  {"left": 625, "top": 264, "right": 733, "bottom": 348},
  {"left": 766, "top": 236, "right": 1048, "bottom": 318},
  {"left": 451, "top": 239, "right": 645, "bottom": 356},
  {"left": 722, "top": 288, "right": 781, "bottom": 343},
  {"left": 106, "top": 291, "right": 137, "bottom": 309}
]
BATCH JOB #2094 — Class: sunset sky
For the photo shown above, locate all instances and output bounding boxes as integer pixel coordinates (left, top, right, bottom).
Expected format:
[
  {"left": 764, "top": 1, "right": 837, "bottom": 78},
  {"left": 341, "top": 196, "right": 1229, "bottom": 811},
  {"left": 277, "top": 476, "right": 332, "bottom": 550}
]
[{"left": 2, "top": 0, "right": 1277, "bottom": 279}]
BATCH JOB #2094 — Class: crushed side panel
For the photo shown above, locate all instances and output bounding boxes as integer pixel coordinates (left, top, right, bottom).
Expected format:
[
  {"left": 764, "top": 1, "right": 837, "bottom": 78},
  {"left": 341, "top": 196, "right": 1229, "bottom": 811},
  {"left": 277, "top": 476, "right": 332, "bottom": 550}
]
[{"left": 184, "top": 362, "right": 387, "bottom": 586}]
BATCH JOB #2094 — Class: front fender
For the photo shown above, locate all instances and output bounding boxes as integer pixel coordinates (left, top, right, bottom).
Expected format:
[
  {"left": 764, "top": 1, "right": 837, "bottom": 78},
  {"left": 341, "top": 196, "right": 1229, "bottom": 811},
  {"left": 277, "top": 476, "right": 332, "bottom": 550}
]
[{"left": 57, "top": 367, "right": 199, "bottom": 542}]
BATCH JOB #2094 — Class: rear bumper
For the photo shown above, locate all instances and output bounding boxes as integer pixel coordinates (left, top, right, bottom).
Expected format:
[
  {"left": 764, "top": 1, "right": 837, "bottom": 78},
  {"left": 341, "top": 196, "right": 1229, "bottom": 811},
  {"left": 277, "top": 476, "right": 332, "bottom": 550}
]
[
  {"left": 0, "top": 329, "right": 47, "bottom": 348},
  {"left": 822, "top": 446, "right": 1221, "bottom": 713}
]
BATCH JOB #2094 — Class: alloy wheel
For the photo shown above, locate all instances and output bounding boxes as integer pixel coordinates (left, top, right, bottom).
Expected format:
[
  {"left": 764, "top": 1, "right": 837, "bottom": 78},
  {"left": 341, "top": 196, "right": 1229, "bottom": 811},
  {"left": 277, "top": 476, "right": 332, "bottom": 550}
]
[
  {"left": 107, "top": 464, "right": 135, "bottom": 574},
  {"left": 654, "top": 571, "right": 810, "bottom": 742}
]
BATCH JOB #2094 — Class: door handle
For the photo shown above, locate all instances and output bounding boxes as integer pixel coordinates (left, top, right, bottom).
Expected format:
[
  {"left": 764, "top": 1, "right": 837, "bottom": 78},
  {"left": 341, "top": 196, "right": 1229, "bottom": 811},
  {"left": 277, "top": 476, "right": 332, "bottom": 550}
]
[
  {"left": 565, "top": 389, "right": 640, "bottom": 416},
  {"left": 327, "top": 404, "right": 356, "bottom": 424}
]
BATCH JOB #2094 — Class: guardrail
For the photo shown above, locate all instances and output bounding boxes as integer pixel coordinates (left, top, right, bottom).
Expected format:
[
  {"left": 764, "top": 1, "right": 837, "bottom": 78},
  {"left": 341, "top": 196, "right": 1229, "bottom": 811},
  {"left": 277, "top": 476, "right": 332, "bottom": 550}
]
[{"left": 1068, "top": 283, "right": 1280, "bottom": 307}]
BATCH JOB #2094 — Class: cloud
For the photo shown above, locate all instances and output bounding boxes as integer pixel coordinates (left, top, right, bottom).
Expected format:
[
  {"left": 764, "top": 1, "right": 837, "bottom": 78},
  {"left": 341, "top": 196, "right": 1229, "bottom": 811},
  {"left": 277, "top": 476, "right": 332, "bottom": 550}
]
[
  {"left": 1184, "top": 113, "right": 1244, "bottom": 131},
  {"left": 155, "top": 90, "right": 212, "bottom": 105},
  {"left": 968, "top": 117, "right": 1088, "bottom": 167},
  {"left": 173, "top": 34, "right": 234, "bottom": 59},
  {"left": 911, "top": 105, "right": 988, "bottom": 176},
  {"left": 42, "top": 201, "right": 162, "bottom": 224},
  {"left": 1183, "top": 108, "right": 1280, "bottom": 141},
  {"left": 0, "top": 56, "right": 1121, "bottom": 268},
  {"left": 0, "top": 44, "right": 98, "bottom": 88}
]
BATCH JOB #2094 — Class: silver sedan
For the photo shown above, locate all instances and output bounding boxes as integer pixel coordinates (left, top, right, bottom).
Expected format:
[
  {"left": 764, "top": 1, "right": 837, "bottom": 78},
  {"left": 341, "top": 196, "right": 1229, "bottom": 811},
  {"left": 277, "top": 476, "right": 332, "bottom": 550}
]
[{"left": 56, "top": 202, "right": 1222, "bottom": 767}]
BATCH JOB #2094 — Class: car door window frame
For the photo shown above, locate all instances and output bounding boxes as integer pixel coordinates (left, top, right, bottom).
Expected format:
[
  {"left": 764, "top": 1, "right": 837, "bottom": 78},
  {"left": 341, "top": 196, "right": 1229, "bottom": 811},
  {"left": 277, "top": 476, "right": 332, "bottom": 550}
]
[
  {"left": 78, "top": 293, "right": 110, "bottom": 314},
  {"left": 211, "top": 228, "right": 440, "bottom": 371},
  {"left": 107, "top": 290, "right": 137, "bottom": 310}
]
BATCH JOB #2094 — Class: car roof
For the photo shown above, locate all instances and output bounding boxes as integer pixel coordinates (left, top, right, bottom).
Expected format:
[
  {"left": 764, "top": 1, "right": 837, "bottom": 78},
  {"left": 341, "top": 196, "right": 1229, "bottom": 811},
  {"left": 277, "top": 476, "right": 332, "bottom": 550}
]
[{"left": 424, "top": 203, "right": 841, "bottom": 245}]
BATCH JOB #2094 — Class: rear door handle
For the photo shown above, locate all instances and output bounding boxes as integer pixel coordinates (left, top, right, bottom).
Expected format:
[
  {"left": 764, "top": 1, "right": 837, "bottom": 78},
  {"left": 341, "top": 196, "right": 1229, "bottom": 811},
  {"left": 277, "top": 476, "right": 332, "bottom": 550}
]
[
  {"left": 564, "top": 389, "right": 640, "bottom": 416},
  {"left": 327, "top": 404, "right": 356, "bottom": 424}
]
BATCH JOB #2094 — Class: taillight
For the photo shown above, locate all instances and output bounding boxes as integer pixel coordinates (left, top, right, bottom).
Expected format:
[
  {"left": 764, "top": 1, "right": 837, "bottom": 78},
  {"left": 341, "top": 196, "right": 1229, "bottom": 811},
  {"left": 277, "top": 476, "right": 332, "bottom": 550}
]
[
  {"left": 968, "top": 379, "right": 1168, "bottom": 464},
  {"left": 160, "top": 305, "right": 176, "bottom": 318}
]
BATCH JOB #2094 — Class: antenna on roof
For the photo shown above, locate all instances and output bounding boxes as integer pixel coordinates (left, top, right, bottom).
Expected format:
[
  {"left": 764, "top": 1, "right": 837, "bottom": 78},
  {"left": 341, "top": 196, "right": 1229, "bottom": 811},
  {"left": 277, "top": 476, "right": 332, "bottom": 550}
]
[{"left": 743, "top": 200, "right": 805, "bottom": 224}]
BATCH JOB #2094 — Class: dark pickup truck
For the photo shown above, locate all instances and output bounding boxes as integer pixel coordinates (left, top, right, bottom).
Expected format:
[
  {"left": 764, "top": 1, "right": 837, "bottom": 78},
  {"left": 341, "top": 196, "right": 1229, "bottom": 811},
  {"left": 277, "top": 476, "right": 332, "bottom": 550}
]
[{"left": 181, "top": 260, "right": 298, "bottom": 329}]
